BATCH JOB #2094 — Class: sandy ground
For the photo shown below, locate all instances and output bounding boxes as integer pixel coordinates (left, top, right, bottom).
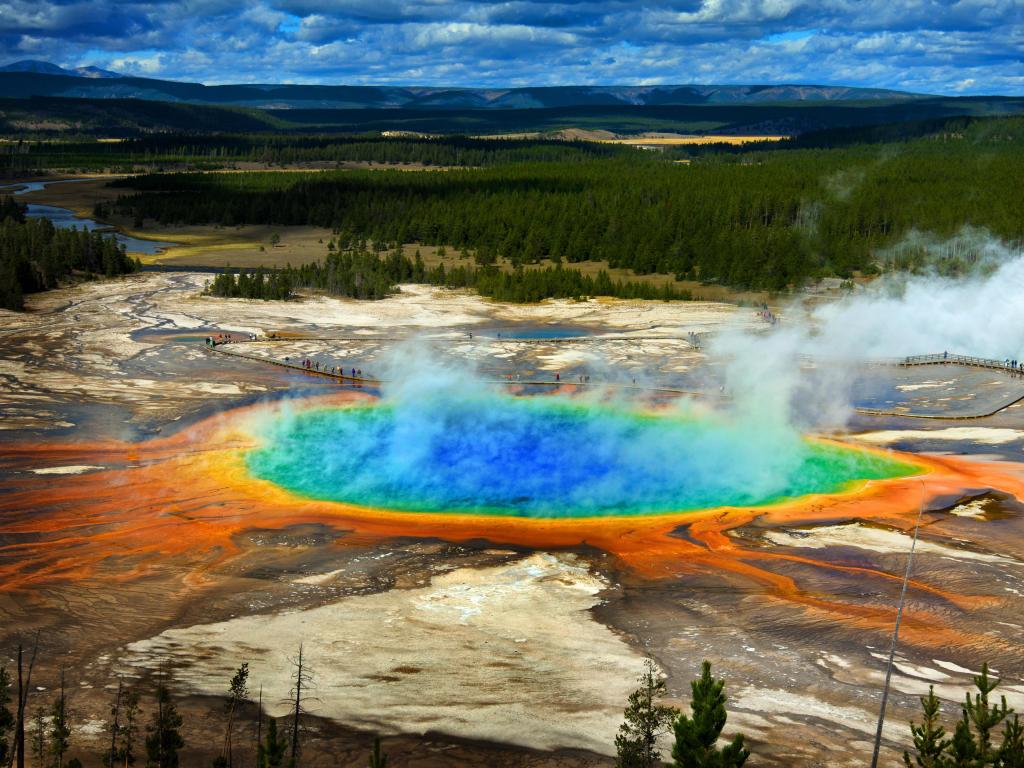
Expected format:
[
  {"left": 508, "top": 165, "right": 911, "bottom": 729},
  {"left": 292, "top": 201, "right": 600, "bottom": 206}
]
[
  {"left": 0, "top": 273, "right": 274, "bottom": 430},
  {"left": 0, "top": 273, "right": 757, "bottom": 430},
  {"left": 762, "top": 522, "right": 1019, "bottom": 566},
  {"left": 123, "top": 553, "right": 646, "bottom": 755},
  {"left": 852, "top": 427, "right": 1024, "bottom": 446}
]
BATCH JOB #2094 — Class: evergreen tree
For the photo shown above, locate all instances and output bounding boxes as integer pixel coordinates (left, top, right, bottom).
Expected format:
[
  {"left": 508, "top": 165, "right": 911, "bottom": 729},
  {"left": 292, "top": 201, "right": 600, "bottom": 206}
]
[
  {"left": 0, "top": 667, "right": 13, "bottom": 765},
  {"left": 904, "top": 686, "right": 952, "bottom": 768},
  {"left": 614, "top": 659, "right": 677, "bottom": 768},
  {"left": 1000, "top": 715, "right": 1024, "bottom": 768},
  {"left": 49, "top": 668, "right": 70, "bottom": 768},
  {"left": 119, "top": 688, "right": 141, "bottom": 767},
  {"left": 964, "top": 664, "right": 1010, "bottom": 765},
  {"left": 31, "top": 707, "right": 46, "bottom": 768},
  {"left": 670, "top": 661, "right": 749, "bottom": 768},
  {"left": 368, "top": 737, "right": 387, "bottom": 768},
  {"left": 0, "top": 213, "right": 139, "bottom": 311},
  {"left": 103, "top": 680, "right": 123, "bottom": 768},
  {"left": 222, "top": 663, "right": 249, "bottom": 768},
  {"left": 256, "top": 718, "right": 287, "bottom": 768},
  {"left": 949, "top": 715, "right": 980, "bottom": 767},
  {"left": 902, "top": 662, "right": 1024, "bottom": 768},
  {"left": 145, "top": 680, "right": 184, "bottom": 768}
]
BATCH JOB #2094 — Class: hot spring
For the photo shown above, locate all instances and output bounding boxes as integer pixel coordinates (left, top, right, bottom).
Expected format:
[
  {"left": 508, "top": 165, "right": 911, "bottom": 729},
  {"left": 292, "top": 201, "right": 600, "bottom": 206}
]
[{"left": 245, "top": 394, "right": 919, "bottom": 518}]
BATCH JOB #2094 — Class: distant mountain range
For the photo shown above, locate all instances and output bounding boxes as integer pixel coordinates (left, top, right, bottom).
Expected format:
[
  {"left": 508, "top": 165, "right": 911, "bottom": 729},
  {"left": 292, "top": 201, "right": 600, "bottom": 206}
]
[
  {"left": 0, "top": 60, "right": 925, "bottom": 110},
  {"left": 0, "top": 59, "right": 123, "bottom": 79}
]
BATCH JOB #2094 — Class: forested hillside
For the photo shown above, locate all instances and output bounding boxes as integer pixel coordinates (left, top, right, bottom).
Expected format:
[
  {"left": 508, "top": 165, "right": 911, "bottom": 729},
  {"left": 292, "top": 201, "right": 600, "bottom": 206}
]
[
  {"left": 2, "top": 90, "right": 1022, "bottom": 140},
  {"left": 0, "top": 135, "right": 635, "bottom": 174},
  {"left": 105, "top": 118, "right": 1024, "bottom": 291}
]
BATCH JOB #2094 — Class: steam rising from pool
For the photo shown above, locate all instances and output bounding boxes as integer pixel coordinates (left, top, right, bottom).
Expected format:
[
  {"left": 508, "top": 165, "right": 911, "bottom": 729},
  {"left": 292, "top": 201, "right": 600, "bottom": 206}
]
[{"left": 246, "top": 387, "right": 916, "bottom": 518}]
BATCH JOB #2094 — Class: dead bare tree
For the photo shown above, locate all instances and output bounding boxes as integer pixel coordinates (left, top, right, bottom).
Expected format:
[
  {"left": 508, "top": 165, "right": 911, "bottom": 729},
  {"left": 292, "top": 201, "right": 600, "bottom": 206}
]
[
  {"left": 13, "top": 636, "right": 38, "bottom": 768},
  {"left": 254, "top": 685, "right": 262, "bottom": 768},
  {"left": 106, "top": 679, "right": 123, "bottom": 768},
  {"left": 287, "top": 644, "right": 315, "bottom": 768}
]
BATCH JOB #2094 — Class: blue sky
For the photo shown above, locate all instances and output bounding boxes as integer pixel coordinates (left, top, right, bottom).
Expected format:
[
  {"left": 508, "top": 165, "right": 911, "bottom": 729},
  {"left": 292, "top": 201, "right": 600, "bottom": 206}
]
[{"left": 1, "top": 0, "right": 1022, "bottom": 94}]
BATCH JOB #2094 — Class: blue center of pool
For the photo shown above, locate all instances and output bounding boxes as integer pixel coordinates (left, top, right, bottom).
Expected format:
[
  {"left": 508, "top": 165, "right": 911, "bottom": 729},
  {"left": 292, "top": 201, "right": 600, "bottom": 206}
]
[{"left": 245, "top": 397, "right": 916, "bottom": 518}]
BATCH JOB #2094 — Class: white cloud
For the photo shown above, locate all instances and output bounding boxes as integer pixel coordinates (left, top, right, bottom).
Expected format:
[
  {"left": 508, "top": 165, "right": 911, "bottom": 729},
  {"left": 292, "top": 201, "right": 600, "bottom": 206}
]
[{"left": 0, "top": 0, "right": 1021, "bottom": 92}]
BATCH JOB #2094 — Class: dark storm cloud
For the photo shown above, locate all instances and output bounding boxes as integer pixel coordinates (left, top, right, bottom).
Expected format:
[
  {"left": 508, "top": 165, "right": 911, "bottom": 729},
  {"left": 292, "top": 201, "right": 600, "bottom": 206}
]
[{"left": 0, "top": 0, "right": 1020, "bottom": 93}]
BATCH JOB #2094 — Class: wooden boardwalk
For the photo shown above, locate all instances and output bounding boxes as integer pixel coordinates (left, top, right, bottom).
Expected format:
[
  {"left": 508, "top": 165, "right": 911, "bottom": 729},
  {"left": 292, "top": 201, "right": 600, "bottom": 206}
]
[
  {"left": 206, "top": 341, "right": 707, "bottom": 397},
  {"left": 206, "top": 340, "right": 1024, "bottom": 420}
]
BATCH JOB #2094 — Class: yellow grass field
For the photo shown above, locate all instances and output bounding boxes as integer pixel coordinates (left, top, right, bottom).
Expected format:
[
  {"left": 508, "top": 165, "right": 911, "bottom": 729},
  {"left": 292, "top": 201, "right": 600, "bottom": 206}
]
[
  {"left": 600, "top": 135, "right": 790, "bottom": 146},
  {"left": 137, "top": 225, "right": 334, "bottom": 267},
  {"left": 472, "top": 130, "right": 789, "bottom": 146}
]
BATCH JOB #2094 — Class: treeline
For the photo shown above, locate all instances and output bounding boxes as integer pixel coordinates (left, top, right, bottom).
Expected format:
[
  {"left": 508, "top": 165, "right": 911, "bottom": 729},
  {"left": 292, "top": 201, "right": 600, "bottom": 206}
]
[
  {"left": 0, "top": 640, "right": 375, "bottom": 768},
  {"left": 615, "top": 660, "right": 749, "bottom": 768},
  {"left": 104, "top": 118, "right": 1024, "bottom": 290},
  {"left": 1, "top": 134, "right": 638, "bottom": 174},
  {"left": 7, "top": 644, "right": 1019, "bottom": 767},
  {"left": 902, "top": 664, "right": 1024, "bottom": 767},
  {"left": 614, "top": 658, "right": 1024, "bottom": 768},
  {"left": 207, "top": 243, "right": 693, "bottom": 303},
  {"left": 207, "top": 266, "right": 294, "bottom": 301},
  {"left": 459, "top": 262, "right": 692, "bottom": 303},
  {"left": 0, "top": 198, "right": 140, "bottom": 310}
]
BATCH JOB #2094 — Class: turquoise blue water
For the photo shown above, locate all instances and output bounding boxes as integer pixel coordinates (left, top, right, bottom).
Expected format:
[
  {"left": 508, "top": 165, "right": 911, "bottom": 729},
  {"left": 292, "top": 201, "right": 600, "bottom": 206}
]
[{"left": 246, "top": 397, "right": 917, "bottom": 518}]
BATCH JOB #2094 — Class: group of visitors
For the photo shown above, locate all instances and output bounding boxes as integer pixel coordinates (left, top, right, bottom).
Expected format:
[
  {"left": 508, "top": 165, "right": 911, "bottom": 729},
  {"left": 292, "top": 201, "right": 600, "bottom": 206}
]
[
  {"left": 503, "top": 371, "right": 597, "bottom": 385},
  {"left": 758, "top": 303, "right": 779, "bottom": 325},
  {"left": 205, "top": 332, "right": 257, "bottom": 347},
  {"left": 206, "top": 333, "right": 234, "bottom": 347},
  {"left": 293, "top": 358, "right": 365, "bottom": 379},
  {"left": 909, "top": 351, "right": 1024, "bottom": 378}
]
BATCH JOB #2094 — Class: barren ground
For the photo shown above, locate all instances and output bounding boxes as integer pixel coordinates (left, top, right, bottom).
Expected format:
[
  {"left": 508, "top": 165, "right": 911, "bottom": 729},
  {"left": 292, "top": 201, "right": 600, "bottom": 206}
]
[{"left": 0, "top": 271, "right": 1023, "bottom": 767}]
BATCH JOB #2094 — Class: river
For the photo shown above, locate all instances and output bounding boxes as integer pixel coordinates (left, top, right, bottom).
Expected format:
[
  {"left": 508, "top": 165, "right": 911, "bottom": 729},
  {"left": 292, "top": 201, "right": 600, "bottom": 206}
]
[{"left": 0, "top": 178, "right": 177, "bottom": 255}]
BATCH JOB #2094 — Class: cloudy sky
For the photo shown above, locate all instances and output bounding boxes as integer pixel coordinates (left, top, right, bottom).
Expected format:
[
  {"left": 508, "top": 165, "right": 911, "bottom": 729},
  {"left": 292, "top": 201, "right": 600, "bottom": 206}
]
[{"left": 1, "top": 0, "right": 1021, "bottom": 93}]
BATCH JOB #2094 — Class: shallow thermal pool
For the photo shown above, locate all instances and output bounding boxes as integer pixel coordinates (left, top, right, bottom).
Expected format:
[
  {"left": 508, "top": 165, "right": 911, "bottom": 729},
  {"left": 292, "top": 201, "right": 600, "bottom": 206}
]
[{"left": 246, "top": 397, "right": 919, "bottom": 518}]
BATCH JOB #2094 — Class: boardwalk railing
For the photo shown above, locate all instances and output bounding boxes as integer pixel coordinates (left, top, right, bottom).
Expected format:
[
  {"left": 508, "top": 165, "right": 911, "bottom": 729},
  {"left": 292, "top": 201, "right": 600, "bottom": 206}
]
[
  {"left": 206, "top": 342, "right": 707, "bottom": 397},
  {"left": 899, "top": 353, "right": 1020, "bottom": 371}
]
